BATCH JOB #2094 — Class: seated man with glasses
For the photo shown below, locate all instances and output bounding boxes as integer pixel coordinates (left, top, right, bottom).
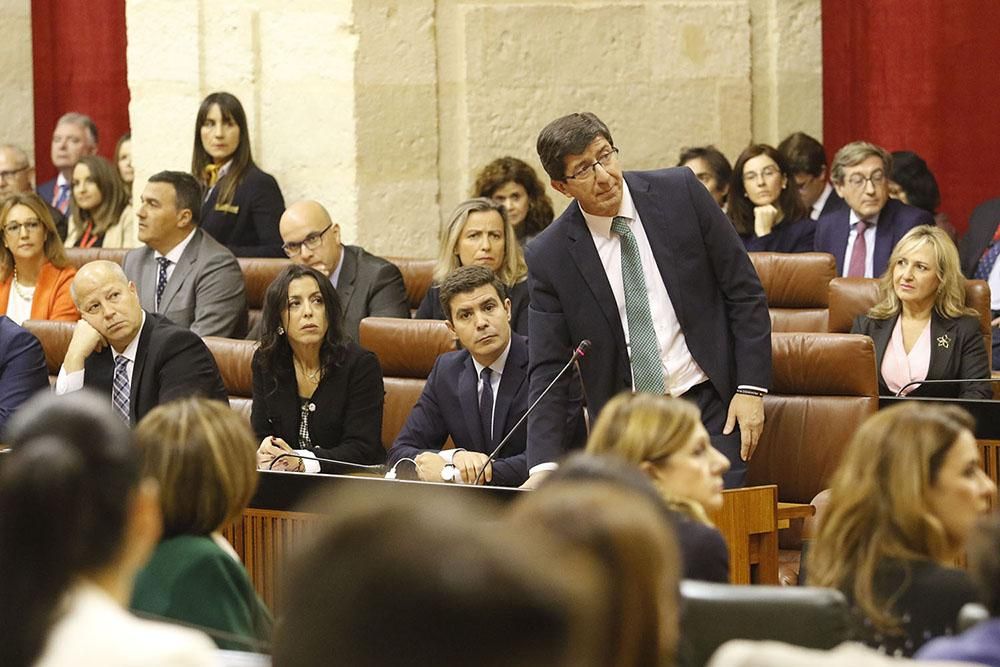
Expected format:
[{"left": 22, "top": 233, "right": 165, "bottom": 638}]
[
  {"left": 814, "top": 141, "right": 932, "bottom": 278},
  {"left": 0, "top": 144, "right": 67, "bottom": 240},
  {"left": 278, "top": 200, "right": 409, "bottom": 341}
]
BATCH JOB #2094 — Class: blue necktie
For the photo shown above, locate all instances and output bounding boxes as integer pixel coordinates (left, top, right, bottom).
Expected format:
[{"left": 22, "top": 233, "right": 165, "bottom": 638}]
[
  {"left": 479, "top": 367, "right": 494, "bottom": 444},
  {"left": 155, "top": 257, "right": 171, "bottom": 309},
  {"left": 112, "top": 356, "right": 130, "bottom": 424},
  {"left": 975, "top": 241, "right": 1000, "bottom": 281},
  {"left": 53, "top": 183, "right": 70, "bottom": 214}
]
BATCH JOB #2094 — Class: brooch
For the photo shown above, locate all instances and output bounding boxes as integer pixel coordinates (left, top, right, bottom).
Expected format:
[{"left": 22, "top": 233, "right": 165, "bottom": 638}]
[{"left": 936, "top": 334, "right": 951, "bottom": 349}]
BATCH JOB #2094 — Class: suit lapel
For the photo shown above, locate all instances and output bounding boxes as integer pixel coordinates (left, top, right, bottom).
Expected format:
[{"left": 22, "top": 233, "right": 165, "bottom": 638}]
[
  {"left": 873, "top": 205, "right": 897, "bottom": 277},
  {"left": 137, "top": 249, "right": 157, "bottom": 308},
  {"left": 458, "top": 353, "right": 486, "bottom": 450},
  {"left": 627, "top": 172, "right": 686, "bottom": 324},
  {"left": 129, "top": 314, "right": 156, "bottom": 422},
  {"left": 159, "top": 230, "right": 200, "bottom": 312},
  {"left": 832, "top": 209, "right": 851, "bottom": 275},
  {"left": 492, "top": 336, "right": 528, "bottom": 442},
  {"left": 336, "top": 246, "right": 358, "bottom": 321},
  {"left": 564, "top": 205, "right": 624, "bottom": 341},
  {"left": 927, "top": 313, "right": 956, "bottom": 381}
]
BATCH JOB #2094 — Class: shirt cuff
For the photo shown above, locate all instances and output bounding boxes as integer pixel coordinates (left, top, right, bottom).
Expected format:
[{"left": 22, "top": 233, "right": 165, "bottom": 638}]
[
  {"left": 529, "top": 462, "right": 559, "bottom": 477},
  {"left": 294, "top": 449, "right": 321, "bottom": 474},
  {"left": 737, "top": 385, "right": 768, "bottom": 394},
  {"left": 55, "top": 367, "right": 84, "bottom": 395},
  {"left": 438, "top": 448, "right": 465, "bottom": 464}
]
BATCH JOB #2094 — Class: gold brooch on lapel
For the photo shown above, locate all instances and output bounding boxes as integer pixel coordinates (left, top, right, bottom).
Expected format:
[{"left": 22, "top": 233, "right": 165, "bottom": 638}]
[{"left": 936, "top": 334, "right": 951, "bottom": 349}]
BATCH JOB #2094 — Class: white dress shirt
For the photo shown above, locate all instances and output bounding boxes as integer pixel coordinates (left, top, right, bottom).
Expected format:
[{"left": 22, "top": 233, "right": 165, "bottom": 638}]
[
  {"left": 153, "top": 227, "right": 197, "bottom": 289},
  {"left": 811, "top": 182, "right": 834, "bottom": 220},
  {"left": 5, "top": 281, "right": 34, "bottom": 325},
  {"left": 842, "top": 208, "right": 882, "bottom": 278},
  {"left": 56, "top": 312, "right": 147, "bottom": 395}
]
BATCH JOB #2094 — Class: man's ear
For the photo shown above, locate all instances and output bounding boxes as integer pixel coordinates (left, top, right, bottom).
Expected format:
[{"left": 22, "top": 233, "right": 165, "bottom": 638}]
[
  {"left": 833, "top": 181, "right": 846, "bottom": 199},
  {"left": 819, "top": 165, "right": 828, "bottom": 180},
  {"left": 504, "top": 297, "right": 512, "bottom": 321},
  {"left": 331, "top": 223, "right": 341, "bottom": 245},
  {"left": 177, "top": 208, "right": 193, "bottom": 229},
  {"left": 445, "top": 318, "right": 455, "bottom": 337},
  {"left": 551, "top": 178, "right": 570, "bottom": 198}
]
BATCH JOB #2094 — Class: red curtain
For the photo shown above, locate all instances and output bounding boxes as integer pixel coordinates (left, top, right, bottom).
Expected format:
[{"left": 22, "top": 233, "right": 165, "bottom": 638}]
[
  {"left": 822, "top": 0, "right": 1000, "bottom": 235},
  {"left": 31, "top": 0, "right": 130, "bottom": 183}
]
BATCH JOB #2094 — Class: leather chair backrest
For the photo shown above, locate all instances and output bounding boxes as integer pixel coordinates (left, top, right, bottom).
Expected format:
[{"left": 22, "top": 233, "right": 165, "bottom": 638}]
[
  {"left": 237, "top": 258, "right": 290, "bottom": 335},
  {"left": 679, "top": 580, "right": 850, "bottom": 667},
  {"left": 385, "top": 256, "right": 436, "bottom": 312},
  {"left": 202, "top": 336, "right": 257, "bottom": 421},
  {"left": 746, "top": 333, "right": 879, "bottom": 504},
  {"left": 358, "top": 317, "right": 457, "bottom": 449},
  {"left": 749, "top": 252, "right": 836, "bottom": 333},
  {"left": 64, "top": 247, "right": 129, "bottom": 269},
  {"left": 22, "top": 319, "right": 76, "bottom": 378},
  {"left": 828, "top": 276, "right": 992, "bottom": 367}
]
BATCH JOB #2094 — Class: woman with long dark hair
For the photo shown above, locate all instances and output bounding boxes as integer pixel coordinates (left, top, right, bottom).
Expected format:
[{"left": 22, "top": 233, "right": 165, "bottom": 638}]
[
  {"left": 192, "top": 91, "right": 285, "bottom": 257},
  {"left": 65, "top": 155, "right": 136, "bottom": 248},
  {"left": 728, "top": 144, "right": 813, "bottom": 252},
  {"left": 253, "top": 264, "right": 385, "bottom": 471}
]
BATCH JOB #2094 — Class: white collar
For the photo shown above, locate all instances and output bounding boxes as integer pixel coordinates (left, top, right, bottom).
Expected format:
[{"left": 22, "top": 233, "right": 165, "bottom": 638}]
[
  {"left": 581, "top": 179, "right": 637, "bottom": 239},
  {"left": 112, "top": 311, "right": 146, "bottom": 363},
  {"left": 153, "top": 227, "right": 196, "bottom": 264},
  {"left": 472, "top": 337, "right": 512, "bottom": 379}
]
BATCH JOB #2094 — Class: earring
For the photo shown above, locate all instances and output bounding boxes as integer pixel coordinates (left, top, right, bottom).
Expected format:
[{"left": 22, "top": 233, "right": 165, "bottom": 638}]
[{"left": 277, "top": 326, "right": 285, "bottom": 335}]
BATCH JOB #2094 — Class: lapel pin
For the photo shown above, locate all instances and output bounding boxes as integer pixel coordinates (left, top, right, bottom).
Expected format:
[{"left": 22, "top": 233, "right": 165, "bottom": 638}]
[{"left": 936, "top": 334, "right": 951, "bottom": 349}]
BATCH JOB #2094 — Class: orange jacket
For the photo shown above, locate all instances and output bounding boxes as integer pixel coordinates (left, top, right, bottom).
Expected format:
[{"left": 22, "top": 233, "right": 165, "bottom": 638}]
[{"left": 0, "top": 261, "right": 79, "bottom": 321}]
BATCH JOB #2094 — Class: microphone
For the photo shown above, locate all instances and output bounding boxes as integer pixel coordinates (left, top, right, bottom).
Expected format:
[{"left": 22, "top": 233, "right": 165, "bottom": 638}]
[
  {"left": 473, "top": 339, "right": 592, "bottom": 485},
  {"left": 895, "top": 377, "right": 1000, "bottom": 397},
  {"left": 268, "top": 452, "right": 386, "bottom": 475}
]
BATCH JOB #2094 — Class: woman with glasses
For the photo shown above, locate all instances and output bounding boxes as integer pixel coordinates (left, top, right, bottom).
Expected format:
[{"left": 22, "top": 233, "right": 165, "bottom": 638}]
[
  {"left": 253, "top": 264, "right": 385, "bottom": 473},
  {"left": 416, "top": 198, "right": 529, "bottom": 335},
  {"left": 193, "top": 92, "right": 285, "bottom": 257},
  {"left": 65, "top": 155, "right": 136, "bottom": 249},
  {"left": 0, "top": 192, "right": 77, "bottom": 323},
  {"left": 472, "top": 157, "right": 555, "bottom": 246},
  {"left": 728, "top": 144, "right": 813, "bottom": 252}
]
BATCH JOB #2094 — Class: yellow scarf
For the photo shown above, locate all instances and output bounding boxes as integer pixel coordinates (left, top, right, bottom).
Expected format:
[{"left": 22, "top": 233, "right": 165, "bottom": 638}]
[{"left": 203, "top": 163, "right": 222, "bottom": 187}]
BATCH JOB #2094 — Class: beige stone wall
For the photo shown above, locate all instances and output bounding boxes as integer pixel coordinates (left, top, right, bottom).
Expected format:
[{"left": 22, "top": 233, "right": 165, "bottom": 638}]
[
  {"left": 121, "top": 0, "right": 823, "bottom": 257},
  {"left": 1, "top": 0, "right": 35, "bottom": 161}
]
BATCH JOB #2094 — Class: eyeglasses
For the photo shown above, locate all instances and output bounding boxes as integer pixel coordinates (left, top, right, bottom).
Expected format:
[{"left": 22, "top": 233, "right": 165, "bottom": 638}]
[
  {"left": 564, "top": 147, "right": 620, "bottom": 182},
  {"left": 3, "top": 220, "right": 43, "bottom": 236},
  {"left": 282, "top": 223, "right": 332, "bottom": 256},
  {"left": 743, "top": 166, "right": 781, "bottom": 183},
  {"left": 0, "top": 165, "right": 29, "bottom": 182},
  {"left": 844, "top": 170, "right": 886, "bottom": 190}
]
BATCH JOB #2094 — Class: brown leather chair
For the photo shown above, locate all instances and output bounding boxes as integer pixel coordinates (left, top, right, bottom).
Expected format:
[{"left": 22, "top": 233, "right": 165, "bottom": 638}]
[
  {"left": 827, "top": 276, "right": 992, "bottom": 367},
  {"left": 237, "top": 258, "right": 290, "bottom": 335},
  {"left": 749, "top": 252, "right": 837, "bottom": 333},
  {"left": 746, "top": 332, "right": 879, "bottom": 505},
  {"left": 202, "top": 336, "right": 257, "bottom": 421},
  {"left": 358, "top": 317, "right": 456, "bottom": 450},
  {"left": 385, "top": 256, "right": 436, "bottom": 312},
  {"left": 64, "top": 247, "right": 129, "bottom": 269},
  {"left": 21, "top": 319, "right": 76, "bottom": 383}
]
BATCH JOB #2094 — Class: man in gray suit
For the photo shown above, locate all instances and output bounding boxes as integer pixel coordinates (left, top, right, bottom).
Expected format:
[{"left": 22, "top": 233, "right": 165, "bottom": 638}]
[
  {"left": 123, "top": 171, "right": 247, "bottom": 338},
  {"left": 279, "top": 200, "right": 409, "bottom": 340}
]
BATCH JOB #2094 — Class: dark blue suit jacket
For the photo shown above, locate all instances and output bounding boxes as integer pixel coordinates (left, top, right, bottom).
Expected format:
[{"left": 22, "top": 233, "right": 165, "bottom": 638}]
[
  {"left": 743, "top": 217, "right": 816, "bottom": 253},
  {"left": 200, "top": 165, "right": 285, "bottom": 257},
  {"left": 386, "top": 334, "right": 530, "bottom": 486},
  {"left": 525, "top": 168, "right": 772, "bottom": 468},
  {"left": 0, "top": 317, "right": 49, "bottom": 434},
  {"left": 814, "top": 198, "right": 932, "bottom": 277},
  {"left": 958, "top": 196, "right": 1000, "bottom": 278},
  {"left": 37, "top": 177, "right": 57, "bottom": 207}
]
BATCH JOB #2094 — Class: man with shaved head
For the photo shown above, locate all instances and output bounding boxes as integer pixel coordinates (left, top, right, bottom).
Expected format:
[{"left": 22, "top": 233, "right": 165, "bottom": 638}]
[
  {"left": 279, "top": 200, "right": 409, "bottom": 340},
  {"left": 56, "top": 260, "right": 227, "bottom": 424}
]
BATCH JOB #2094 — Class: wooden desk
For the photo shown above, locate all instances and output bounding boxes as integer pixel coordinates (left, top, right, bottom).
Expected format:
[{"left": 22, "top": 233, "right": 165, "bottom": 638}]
[
  {"left": 709, "top": 485, "right": 779, "bottom": 585},
  {"left": 777, "top": 501, "right": 815, "bottom": 530}
]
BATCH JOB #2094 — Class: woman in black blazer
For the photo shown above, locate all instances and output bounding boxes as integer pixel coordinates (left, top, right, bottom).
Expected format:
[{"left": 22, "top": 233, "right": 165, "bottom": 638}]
[
  {"left": 852, "top": 225, "right": 990, "bottom": 399},
  {"left": 253, "top": 264, "right": 385, "bottom": 472},
  {"left": 192, "top": 92, "right": 285, "bottom": 257}
]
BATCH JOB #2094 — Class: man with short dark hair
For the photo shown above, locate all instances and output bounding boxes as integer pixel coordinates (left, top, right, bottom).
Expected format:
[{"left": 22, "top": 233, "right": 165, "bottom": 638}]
[
  {"left": 777, "top": 132, "right": 845, "bottom": 220},
  {"left": 386, "top": 265, "right": 531, "bottom": 486},
  {"left": 814, "top": 141, "right": 932, "bottom": 278},
  {"left": 37, "top": 113, "right": 98, "bottom": 215},
  {"left": 279, "top": 200, "right": 409, "bottom": 341},
  {"left": 0, "top": 144, "right": 67, "bottom": 239},
  {"left": 123, "top": 171, "right": 247, "bottom": 337},
  {"left": 55, "top": 260, "right": 228, "bottom": 425},
  {"left": 527, "top": 112, "right": 771, "bottom": 488}
]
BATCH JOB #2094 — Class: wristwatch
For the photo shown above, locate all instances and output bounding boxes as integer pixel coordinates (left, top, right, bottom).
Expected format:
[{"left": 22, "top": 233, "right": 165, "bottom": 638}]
[{"left": 441, "top": 463, "right": 459, "bottom": 482}]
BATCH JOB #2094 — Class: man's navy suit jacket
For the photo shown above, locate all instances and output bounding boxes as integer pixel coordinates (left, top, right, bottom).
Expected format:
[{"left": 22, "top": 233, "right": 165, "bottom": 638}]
[
  {"left": 386, "top": 334, "right": 530, "bottom": 486},
  {"left": 0, "top": 316, "right": 49, "bottom": 433},
  {"left": 814, "top": 198, "right": 932, "bottom": 277},
  {"left": 525, "top": 167, "right": 772, "bottom": 468}
]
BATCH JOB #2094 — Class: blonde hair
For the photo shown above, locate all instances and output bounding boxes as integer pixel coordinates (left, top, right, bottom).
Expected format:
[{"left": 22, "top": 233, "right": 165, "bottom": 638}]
[
  {"left": 0, "top": 192, "right": 69, "bottom": 283},
  {"left": 808, "top": 403, "right": 974, "bottom": 634},
  {"left": 868, "top": 225, "right": 978, "bottom": 320},
  {"left": 586, "top": 392, "right": 711, "bottom": 524},
  {"left": 432, "top": 197, "right": 528, "bottom": 287},
  {"left": 135, "top": 398, "right": 257, "bottom": 537}
]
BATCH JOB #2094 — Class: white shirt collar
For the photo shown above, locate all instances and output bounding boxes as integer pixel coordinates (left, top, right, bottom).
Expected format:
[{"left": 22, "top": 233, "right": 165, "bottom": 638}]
[
  {"left": 153, "top": 227, "right": 196, "bottom": 264},
  {"left": 472, "top": 336, "right": 512, "bottom": 379},
  {"left": 581, "top": 179, "right": 637, "bottom": 239},
  {"left": 329, "top": 244, "right": 346, "bottom": 288},
  {"left": 112, "top": 311, "right": 146, "bottom": 362},
  {"left": 812, "top": 182, "right": 834, "bottom": 219},
  {"left": 849, "top": 207, "right": 881, "bottom": 228}
]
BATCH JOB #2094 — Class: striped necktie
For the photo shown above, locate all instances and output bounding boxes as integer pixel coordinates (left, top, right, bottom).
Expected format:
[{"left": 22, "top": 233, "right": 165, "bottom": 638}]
[{"left": 112, "top": 355, "right": 131, "bottom": 424}]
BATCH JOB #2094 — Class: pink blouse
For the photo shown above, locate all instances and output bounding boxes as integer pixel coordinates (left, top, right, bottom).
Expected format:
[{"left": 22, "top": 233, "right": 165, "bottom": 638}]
[{"left": 881, "top": 317, "right": 931, "bottom": 396}]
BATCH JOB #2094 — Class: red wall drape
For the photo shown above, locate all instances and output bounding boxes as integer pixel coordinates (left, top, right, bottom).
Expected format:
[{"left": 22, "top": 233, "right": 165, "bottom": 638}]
[
  {"left": 822, "top": 1, "right": 1000, "bottom": 235},
  {"left": 31, "top": 0, "right": 130, "bottom": 183}
]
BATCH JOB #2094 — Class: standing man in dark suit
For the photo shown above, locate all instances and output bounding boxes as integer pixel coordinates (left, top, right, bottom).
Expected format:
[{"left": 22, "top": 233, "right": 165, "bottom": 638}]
[
  {"left": 0, "top": 316, "right": 49, "bottom": 433},
  {"left": 279, "top": 200, "right": 410, "bottom": 341},
  {"left": 778, "top": 131, "right": 846, "bottom": 221},
  {"left": 526, "top": 112, "right": 771, "bottom": 488},
  {"left": 814, "top": 141, "right": 932, "bottom": 277},
  {"left": 37, "top": 113, "right": 98, "bottom": 215},
  {"left": 959, "top": 195, "right": 1000, "bottom": 368},
  {"left": 123, "top": 171, "right": 248, "bottom": 338},
  {"left": 387, "top": 266, "right": 531, "bottom": 486},
  {"left": 55, "top": 260, "right": 227, "bottom": 425}
]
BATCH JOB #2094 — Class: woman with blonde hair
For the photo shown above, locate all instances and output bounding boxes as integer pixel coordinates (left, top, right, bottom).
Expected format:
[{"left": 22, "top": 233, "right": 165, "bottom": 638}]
[
  {"left": 809, "top": 403, "right": 996, "bottom": 656},
  {"left": 415, "top": 197, "right": 529, "bottom": 335},
  {"left": 852, "top": 225, "right": 990, "bottom": 398},
  {"left": 131, "top": 398, "right": 272, "bottom": 651},
  {"left": 65, "top": 155, "right": 136, "bottom": 248},
  {"left": 0, "top": 192, "right": 77, "bottom": 323},
  {"left": 586, "top": 392, "right": 730, "bottom": 582}
]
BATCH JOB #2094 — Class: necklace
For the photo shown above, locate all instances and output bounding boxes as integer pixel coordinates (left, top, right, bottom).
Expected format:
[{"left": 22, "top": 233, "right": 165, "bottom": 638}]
[
  {"left": 12, "top": 267, "right": 34, "bottom": 300},
  {"left": 294, "top": 358, "right": 321, "bottom": 383}
]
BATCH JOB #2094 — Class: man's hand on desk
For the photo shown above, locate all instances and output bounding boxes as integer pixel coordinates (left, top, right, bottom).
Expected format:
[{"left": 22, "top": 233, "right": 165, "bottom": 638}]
[
  {"left": 453, "top": 450, "right": 492, "bottom": 485},
  {"left": 415, "top": 452, "right": 445, "bottom": 482}
]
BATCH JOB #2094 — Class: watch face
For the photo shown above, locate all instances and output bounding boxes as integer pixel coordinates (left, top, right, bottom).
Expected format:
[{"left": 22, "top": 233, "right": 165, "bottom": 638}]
[{"left": 441, "top": 464, "right": 458, "bottom": 482}]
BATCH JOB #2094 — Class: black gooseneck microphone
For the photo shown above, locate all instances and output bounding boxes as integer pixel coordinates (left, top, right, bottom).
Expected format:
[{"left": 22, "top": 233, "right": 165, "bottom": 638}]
[
  {"left": 895, "top": 377, "right": 1000, "bottom": 396},
  {"left": 268, "top": 452, "right": 386, "bottom": 474},
  {"left": 472, "top": 339, "right": 592, "bottom": 485}
]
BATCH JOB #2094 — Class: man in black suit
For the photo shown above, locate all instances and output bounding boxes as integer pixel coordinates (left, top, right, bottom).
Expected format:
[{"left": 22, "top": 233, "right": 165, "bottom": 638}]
[
  {"left": 279, "top": 200, "right": 409, "bottom": 340},
  {"left": 959, "top": 195, "right": 1000, "bottom": 369},
  {"left": 55, "top": 260, "right": 227, "bottom": 425},
  {"left": 36, "top": 113, "right": 98, "bottom": 216},
  {"left": 526, "top": 112, "right": 771, "bottom": 488},
  {"left": 814, "top": 141, "right": 932, "bottom": 277},
  {"left": 0, "top": 316, "right": 49, "bottom": 433},
  {"left": 778, "top": 131, "right": 845, "bottom": 221},
  {"left": 386, "top": 265, "right": 529, "bottom": 486},
  {"left": 0, "top": 144, "right": 67, "bottom": 240}
]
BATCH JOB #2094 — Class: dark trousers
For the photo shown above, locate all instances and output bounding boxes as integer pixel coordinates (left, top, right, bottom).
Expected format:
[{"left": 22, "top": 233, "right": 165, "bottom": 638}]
[{"left": 682, "top": 381, "right": 746, "bottom": 489}]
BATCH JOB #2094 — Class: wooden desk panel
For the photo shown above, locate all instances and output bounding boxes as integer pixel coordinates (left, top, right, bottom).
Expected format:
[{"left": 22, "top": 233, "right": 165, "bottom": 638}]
[{"left": 710, "top": 485, "right": 779, "bottom": 585}]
